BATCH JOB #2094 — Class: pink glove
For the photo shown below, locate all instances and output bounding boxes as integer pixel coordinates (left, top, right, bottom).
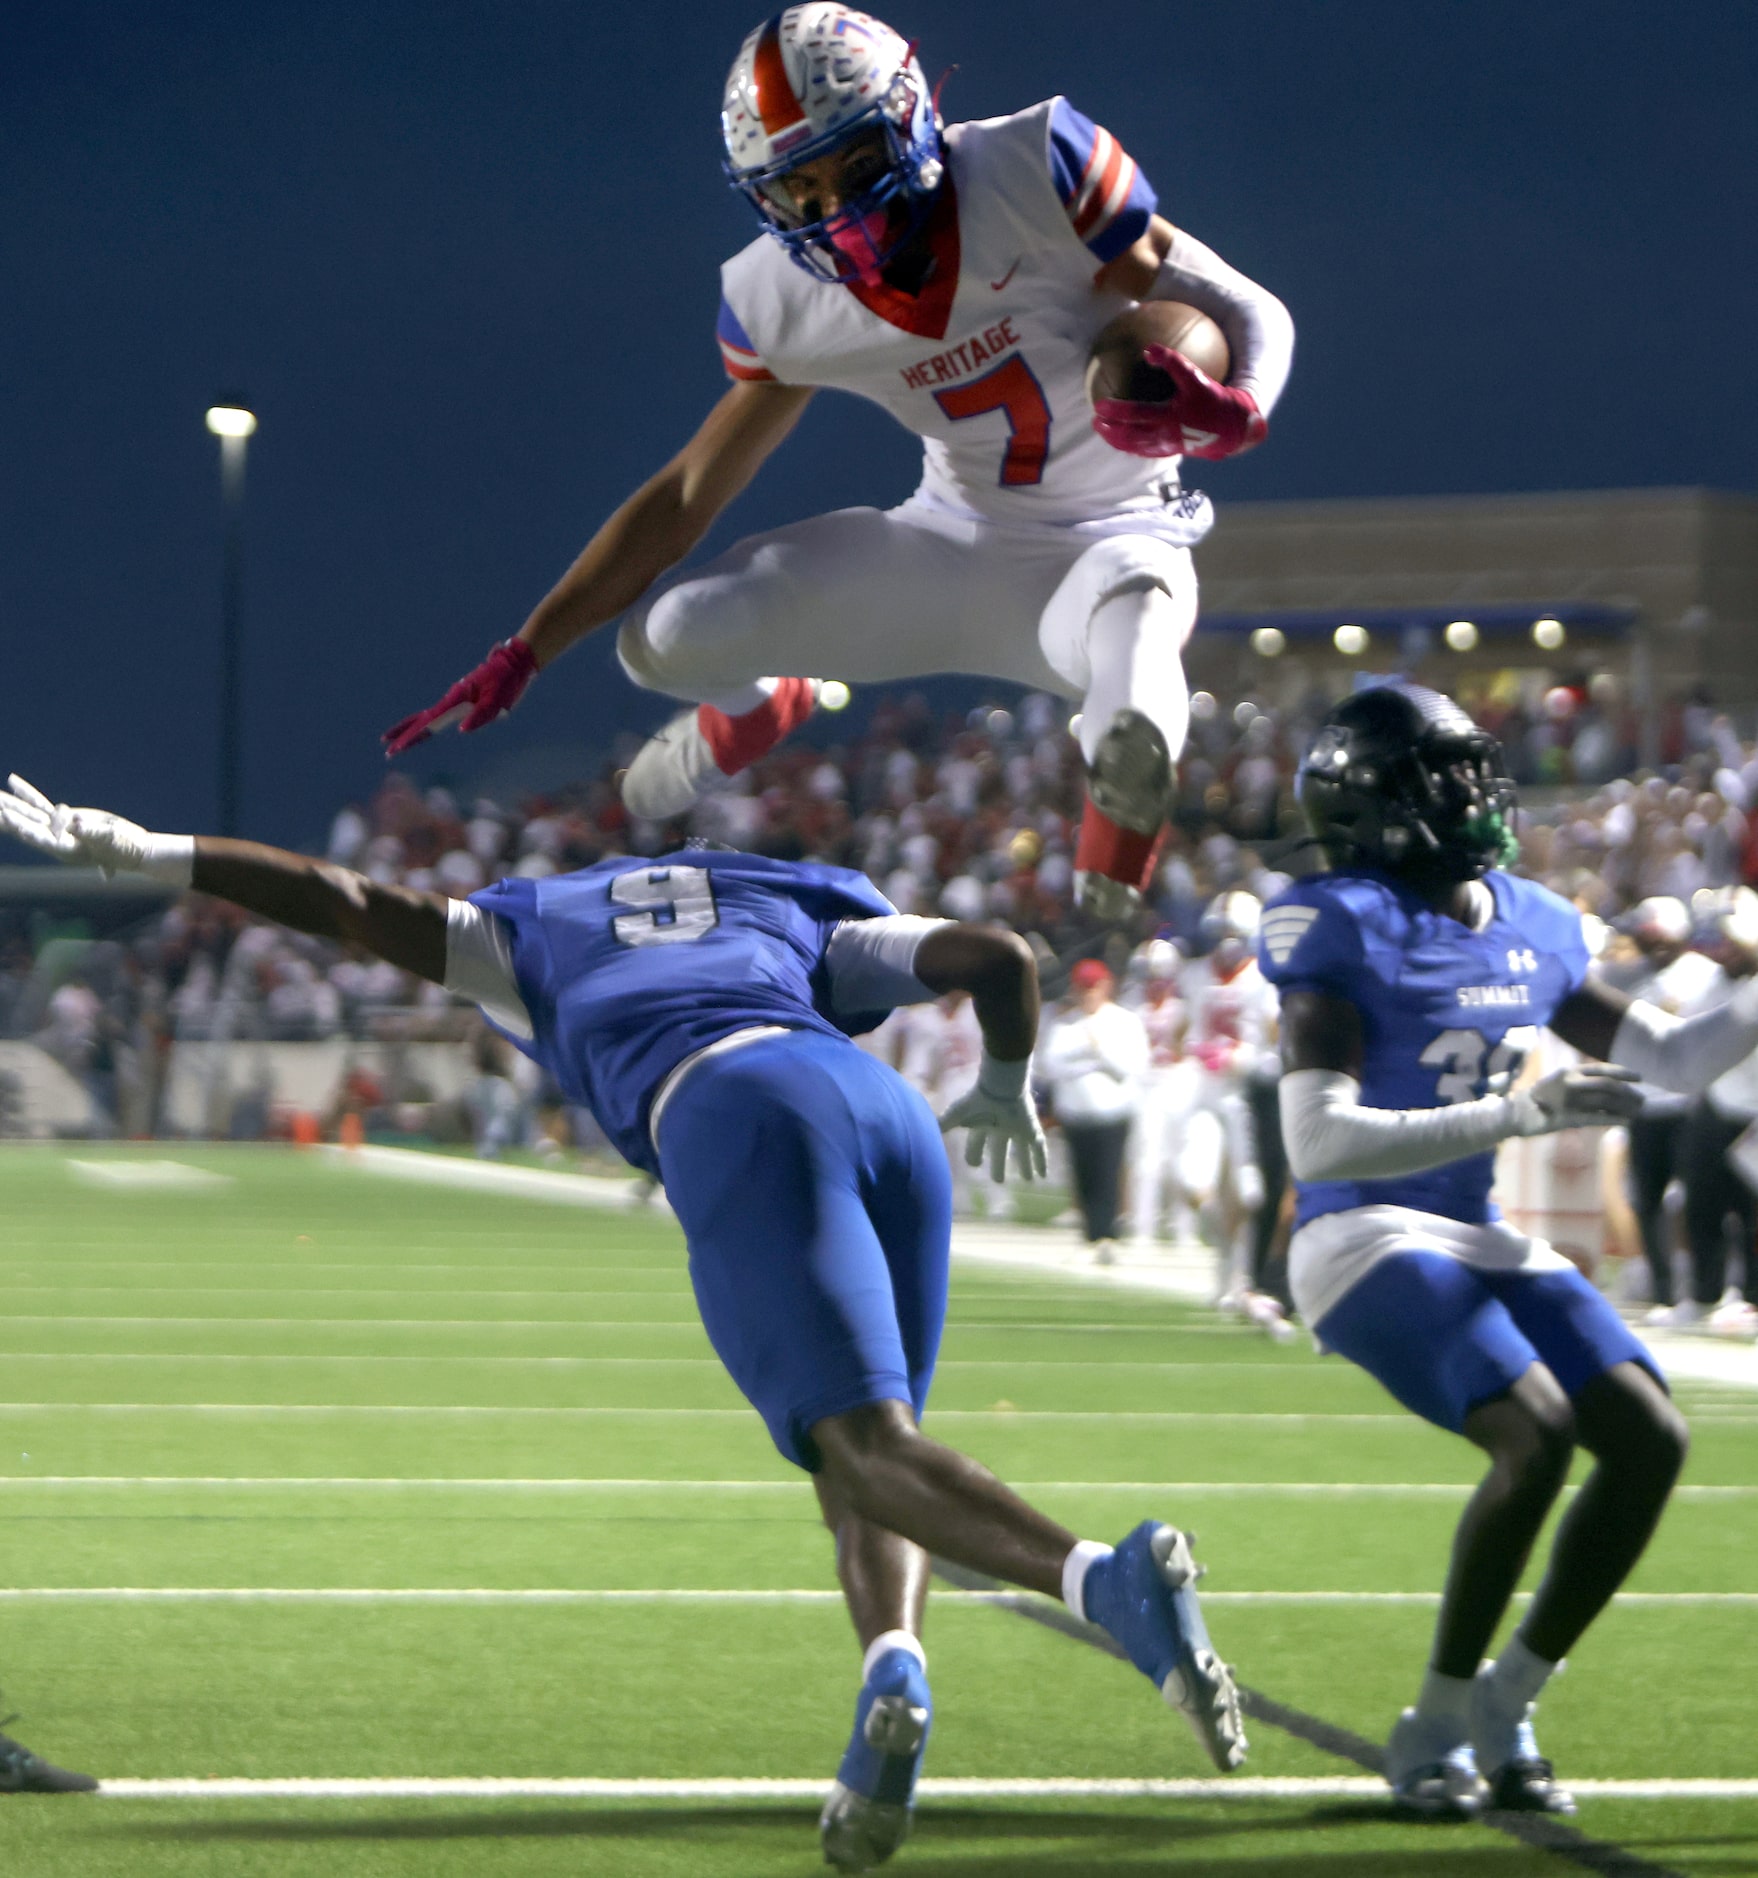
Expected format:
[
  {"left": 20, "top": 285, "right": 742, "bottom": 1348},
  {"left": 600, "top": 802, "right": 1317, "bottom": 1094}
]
[
  {"left": 1092, "top": 345, "right": 1267, "bottom": 462},
  {"left": 382, "top": 639, "right": 538, "bottom": 757}
]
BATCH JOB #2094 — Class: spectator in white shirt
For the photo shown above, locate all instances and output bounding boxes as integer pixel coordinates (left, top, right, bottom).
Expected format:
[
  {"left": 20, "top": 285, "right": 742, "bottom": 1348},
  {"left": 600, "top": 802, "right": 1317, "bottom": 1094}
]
[{"left": 1042, "top": 960, "right": 1148, "bottom": 1261}]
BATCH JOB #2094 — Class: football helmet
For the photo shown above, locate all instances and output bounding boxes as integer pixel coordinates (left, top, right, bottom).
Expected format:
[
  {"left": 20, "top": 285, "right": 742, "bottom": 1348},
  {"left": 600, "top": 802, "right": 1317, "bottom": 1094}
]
[
  {"left": 1298, "top": 683, "right": 1518, "bottom": 885},
  {"left": 722, "top": 7, "right": 944, "bottom": 283}
]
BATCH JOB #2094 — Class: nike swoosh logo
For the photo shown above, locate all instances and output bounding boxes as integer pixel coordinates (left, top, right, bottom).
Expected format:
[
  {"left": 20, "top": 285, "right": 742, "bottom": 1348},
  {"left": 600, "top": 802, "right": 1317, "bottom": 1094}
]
[{"left": 989, "top": 259, "right": 1021, "bottom": 291}]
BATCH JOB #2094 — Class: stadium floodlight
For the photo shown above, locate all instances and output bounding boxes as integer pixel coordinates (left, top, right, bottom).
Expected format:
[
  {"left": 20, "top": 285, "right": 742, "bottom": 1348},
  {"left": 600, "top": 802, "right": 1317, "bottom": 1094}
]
[
  {"left": 1334, "top": 623, "right": 1369, "bottom": 656},
  {"left": 818, "top": 680, "right": 851, "bottom": 712},
  {"left": 1533, "top": 617, "right": 1566, "bottom": 650},
  {"left": 206, "top": 400, "right": 257, "bottom": 836},
  {"left": 1249, "top": 626, "right": 1285, "bottom": 658},
  {"left": 1445, "top": 620, "right": 1479, "bottom": 652}
]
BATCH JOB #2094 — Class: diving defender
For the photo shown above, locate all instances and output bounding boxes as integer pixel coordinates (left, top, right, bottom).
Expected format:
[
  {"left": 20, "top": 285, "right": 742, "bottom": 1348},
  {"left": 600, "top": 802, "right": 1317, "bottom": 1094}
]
[
  {"left": 0, "top": 775, "right": 1246, "bottom": 1866},
  {"left": 1261, "top": 685, "right": 1758, "bottom": 1819},
  {"left": 384, "top": 5, "right": 1293, "bottom": 920}
]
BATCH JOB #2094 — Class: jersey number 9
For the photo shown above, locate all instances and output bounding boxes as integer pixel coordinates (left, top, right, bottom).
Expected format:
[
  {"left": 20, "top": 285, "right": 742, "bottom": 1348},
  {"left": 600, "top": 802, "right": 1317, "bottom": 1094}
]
[{"left": 610, "top": 866, "right": 720, "bottom": 947}]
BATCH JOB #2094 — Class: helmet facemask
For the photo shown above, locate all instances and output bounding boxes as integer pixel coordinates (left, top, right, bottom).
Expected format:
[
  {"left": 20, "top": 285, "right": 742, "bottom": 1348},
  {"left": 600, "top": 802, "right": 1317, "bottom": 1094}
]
[
  {"left": 1299, "top": 688, "right": 1520, "bottom": 890},
  {"left": 730, "top": 73, "right": 943, "bottom": 283}
]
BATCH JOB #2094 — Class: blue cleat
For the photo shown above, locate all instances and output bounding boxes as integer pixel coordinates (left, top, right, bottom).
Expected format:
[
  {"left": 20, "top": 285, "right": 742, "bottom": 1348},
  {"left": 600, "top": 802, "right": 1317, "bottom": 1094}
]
[
  {"left": 1083, "top": 1522, "right": 1247, "bottom": 1770},
  {"left": 819, "top": 1646, "right": 932, "bottom": 1871},
  {"left": 1385, "top": 1706, "right": 1485, "bottom": 1819}
]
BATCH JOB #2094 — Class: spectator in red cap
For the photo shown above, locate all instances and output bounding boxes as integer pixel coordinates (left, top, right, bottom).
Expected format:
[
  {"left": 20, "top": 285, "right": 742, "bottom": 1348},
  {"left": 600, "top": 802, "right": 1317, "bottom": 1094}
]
[{"left": 1042, "top": 959, "right": 1148, "bottom": 1262}]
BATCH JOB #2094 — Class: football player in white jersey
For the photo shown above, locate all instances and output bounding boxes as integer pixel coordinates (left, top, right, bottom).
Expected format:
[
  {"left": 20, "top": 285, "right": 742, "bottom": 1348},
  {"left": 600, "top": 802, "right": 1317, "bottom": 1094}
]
[
  {"left": 385, "top": 5, "right": 1294, "bottom": 921},
  {"left": 1181, "top": 892, "right": 1285, "bottom": 1327}
]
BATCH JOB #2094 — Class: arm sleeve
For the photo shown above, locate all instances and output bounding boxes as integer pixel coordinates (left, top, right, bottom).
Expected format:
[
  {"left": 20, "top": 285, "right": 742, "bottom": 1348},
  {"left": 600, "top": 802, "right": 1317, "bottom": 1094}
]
[
  {"left": 1147, "top": 227, "right": 1294, "bottom": 415},
  {"left": 1609, "top": 978, "right": 1758, "bottom": 1095},
  {"left": 1046, "top": 99, "right": 1158, "bottom": 265},
  {"left": 1280, "top": 1068, "right": 1531, "bottom": 1182},
  {"left": 716, "top": 294, "right": 776, "bottom": 383},
  {"left": 824, "top": 915, "right": 950, "bottom": 1016},
  {"left": 445, "top": 899, "right": 534, "bottom": 1042}
]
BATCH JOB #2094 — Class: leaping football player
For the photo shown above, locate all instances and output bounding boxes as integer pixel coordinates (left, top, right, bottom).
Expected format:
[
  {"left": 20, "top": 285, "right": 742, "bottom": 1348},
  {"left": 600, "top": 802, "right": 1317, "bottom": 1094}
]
[
  {"left": 384, "top": 5, "right": 1293, "bottom": 922},
  {"left": 1259, "top": 684, "right": 1758, "bottom": 1819},
  {"left": 0, "top": 774, "right": 1246, "bottom": 1869}
]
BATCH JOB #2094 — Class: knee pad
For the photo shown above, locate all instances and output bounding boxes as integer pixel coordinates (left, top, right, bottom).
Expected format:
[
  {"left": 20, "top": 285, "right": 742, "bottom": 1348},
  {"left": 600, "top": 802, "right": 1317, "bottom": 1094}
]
[
  {"left": 1038, "top": 536, "right": 1195, "bottom": 692},
  {"left": 615, "top": 608, "right": 665, "bottom": 693}
]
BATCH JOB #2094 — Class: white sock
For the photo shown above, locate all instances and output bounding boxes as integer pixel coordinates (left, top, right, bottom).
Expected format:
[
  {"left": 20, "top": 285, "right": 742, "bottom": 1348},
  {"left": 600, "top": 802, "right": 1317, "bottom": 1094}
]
[
  {"left": 861, "top": 1629, "right": 925, "bottom": 1683},
  {"left": 1416, "top": 1666, "right": 1474, "bottom": 1734},
  {"left": 1061, "top": 1540, "right": 1114, "bottom": 1622},
  {"left": 703, "top": 677, "right": 777, "bottom": 717},
  {"left": 1487, "top": 1635, "right": 1557, "bottom": 1710}
]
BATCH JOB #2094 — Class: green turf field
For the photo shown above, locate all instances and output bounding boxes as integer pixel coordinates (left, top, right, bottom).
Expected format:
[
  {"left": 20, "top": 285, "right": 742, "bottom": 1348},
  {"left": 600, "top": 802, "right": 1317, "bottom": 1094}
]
[{"left": 2, "top": 1145, "right": 1754, "bottom": 1876}]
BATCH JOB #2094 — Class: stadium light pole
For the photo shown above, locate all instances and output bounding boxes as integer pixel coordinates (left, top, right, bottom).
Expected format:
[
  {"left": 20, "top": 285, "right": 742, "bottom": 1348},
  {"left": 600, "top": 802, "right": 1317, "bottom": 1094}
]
[{"left": 205, "top": 402, "right": 257, "bottom": 837}]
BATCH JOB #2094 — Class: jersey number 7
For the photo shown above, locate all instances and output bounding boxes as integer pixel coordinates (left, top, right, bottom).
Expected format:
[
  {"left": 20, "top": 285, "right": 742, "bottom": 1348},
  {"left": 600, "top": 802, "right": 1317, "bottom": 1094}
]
[{"left": 934, "top": 355, "right": 1052, "bottom": 487}]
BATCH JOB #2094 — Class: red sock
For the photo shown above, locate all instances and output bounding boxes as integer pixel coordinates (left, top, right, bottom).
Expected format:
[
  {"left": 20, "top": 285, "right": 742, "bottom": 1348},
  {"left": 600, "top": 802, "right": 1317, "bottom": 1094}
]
[
  {"left": 697, "top": 678, "right": 818, "bottom": 778},
  {"left": 1075, "top": 798, "right": 1163, "bottom": 889}
]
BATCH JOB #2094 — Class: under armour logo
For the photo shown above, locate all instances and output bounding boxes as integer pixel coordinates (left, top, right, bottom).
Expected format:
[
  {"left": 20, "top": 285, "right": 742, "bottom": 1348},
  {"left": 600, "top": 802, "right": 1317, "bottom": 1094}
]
[{"left": 1507, "top": 948, "right": 1537, "bottom": 973}]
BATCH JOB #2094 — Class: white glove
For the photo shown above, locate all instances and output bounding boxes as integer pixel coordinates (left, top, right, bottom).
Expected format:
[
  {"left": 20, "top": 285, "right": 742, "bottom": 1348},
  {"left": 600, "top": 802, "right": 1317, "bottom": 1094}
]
[
  {"left": 0, "top": 775, "right": 194, "bottom": 884},
  {"left": 1509, "top": 1063, "right": 1643, "bottom": 1137},
  {"left": 938, "top": 1052, "right": 1049, "bottom": 1183}
]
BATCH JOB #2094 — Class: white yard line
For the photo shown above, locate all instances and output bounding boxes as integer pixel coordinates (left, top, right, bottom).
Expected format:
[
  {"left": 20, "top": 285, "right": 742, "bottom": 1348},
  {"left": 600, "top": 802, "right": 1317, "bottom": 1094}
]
[
  {"left": 83, "top": 1774, "right": 1758, "bottom": 1800},
  {"left": 0, "top": 1403, "right": 1433, "bottom": 1422},
  {"left": 2, "top": 1586, "right": 1750, "bottom": 1606},
  {"left": 0, "top": 1476, "right": 1747, "bottom": 1500},
  {"left": 322, "top": 1144, "right": 671, "bottom": 1213}
]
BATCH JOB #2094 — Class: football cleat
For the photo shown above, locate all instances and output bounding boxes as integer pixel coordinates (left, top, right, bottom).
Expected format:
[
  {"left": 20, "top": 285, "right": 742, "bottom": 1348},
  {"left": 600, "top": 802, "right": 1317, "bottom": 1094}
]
[
  {"left": 1708, "top": 1289, "right": 1758, "bottom": 1341},
  {"left": 1470, "top": 1674, "right": 1576, "bottom": 1816},
  {"left": 0, "top": 1728, "right": 98, "bottom": 1794},
  {"left": 1082, "top": 1522, "right": 1247, "bottom": 1771},
  {"left": 621, "top": 679, "right": 821, "bottom": 822},
  {"left": 1384, "top": 1707, "right": 1484, "bottom": 1820},
  {"left": 819, "top": 1646, "right": 932, "bottom": 1872},
  {"left": 1074, "top": 710, "right": 1174, "bottom": 920},
  {"left": 1644, "top": 1298, "right": 1705, "bottom": 1330},
  {"left": 1242, "top": 1290, "right": 1297, "bottom": 1345},
  {"left": 1086, "top": 709, "right": 1174, "bottom": 838}
]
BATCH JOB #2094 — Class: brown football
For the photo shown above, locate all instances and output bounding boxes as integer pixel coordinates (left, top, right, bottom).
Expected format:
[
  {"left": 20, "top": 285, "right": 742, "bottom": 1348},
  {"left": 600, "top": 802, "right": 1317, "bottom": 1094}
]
[{"left": 1086, "top": 301, "right": 1231, "bottom": 405}]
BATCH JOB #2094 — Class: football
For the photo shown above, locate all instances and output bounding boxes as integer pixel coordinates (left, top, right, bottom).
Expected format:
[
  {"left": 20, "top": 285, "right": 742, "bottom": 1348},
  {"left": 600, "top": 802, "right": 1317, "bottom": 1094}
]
[{"left": 1085, "top": 300, "right": 1231, "bottom": 405}]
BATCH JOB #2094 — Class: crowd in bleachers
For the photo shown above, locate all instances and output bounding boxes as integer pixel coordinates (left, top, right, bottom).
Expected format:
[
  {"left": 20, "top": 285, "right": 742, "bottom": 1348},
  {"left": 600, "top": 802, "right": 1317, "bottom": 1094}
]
[{"left": 7, "top": 678, "right": 1758, "bottom": 1162}]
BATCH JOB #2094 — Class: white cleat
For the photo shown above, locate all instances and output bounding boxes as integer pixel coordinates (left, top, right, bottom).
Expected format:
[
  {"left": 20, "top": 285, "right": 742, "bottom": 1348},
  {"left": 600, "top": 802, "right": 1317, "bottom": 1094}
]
[
  {"left": 1086, "top": 708, "right": 1174, "bottom": 834},
  {"left": 1644, "top": 1298, "right": 1706, "bottom": 1331},
  {"left": 1385, "top": 1707, "right": 1485, "bottom": 1820},
  {"left": 1708, "top": 1290, "right": 1758, "bottom": 1341}
]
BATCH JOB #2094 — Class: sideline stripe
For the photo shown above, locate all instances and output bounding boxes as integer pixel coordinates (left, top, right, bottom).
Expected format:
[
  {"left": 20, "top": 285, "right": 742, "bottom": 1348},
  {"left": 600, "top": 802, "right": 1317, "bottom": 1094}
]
[
  {"left": 0, "top": 1477, "right": 1749, "bottom": 1501},
  {"left": 1, "top": 1588, "right": 1750, "bottom": 1607},
  {"left": 84, "top": 1775, "right": 1758, "bottom": 1801}
]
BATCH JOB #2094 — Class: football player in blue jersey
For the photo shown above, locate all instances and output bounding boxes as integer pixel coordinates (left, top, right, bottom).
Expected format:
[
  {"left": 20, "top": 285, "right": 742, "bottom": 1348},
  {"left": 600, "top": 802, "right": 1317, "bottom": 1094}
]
[
  {"left": 1259, "top": 683, "right": 1758, "bottom": 1822},
  {"left": 0, "top": 775, "right": 1246, "bottom": 1865}
]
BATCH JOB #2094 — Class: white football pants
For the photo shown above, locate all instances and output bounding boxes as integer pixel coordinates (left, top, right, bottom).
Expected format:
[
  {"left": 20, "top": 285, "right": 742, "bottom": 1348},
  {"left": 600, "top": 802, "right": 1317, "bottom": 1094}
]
[{"left": 616, "top": 497, "right": 1198, "bottom": 763}]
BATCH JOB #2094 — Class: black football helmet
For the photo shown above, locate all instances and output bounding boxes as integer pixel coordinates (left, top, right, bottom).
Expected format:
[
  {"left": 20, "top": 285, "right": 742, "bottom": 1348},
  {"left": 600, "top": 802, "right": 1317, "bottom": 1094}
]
[{"left": 1298, "top": 683, "right": 1518, "bottom": 884}]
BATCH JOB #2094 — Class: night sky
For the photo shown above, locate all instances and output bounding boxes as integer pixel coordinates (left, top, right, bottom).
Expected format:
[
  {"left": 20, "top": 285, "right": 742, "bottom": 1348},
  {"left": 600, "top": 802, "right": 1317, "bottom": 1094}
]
[{"left": 5, "top": 1, "right": 1755, "bottom": 848}]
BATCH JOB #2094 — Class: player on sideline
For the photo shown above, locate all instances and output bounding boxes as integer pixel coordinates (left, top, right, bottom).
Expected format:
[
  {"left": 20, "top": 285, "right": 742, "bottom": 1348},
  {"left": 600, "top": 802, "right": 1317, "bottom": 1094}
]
[
  {"left": 1259, "top": 683, "right": 1758, "bottom": 1821},
  {"left": 0, "top": 776, "right": 1246, "bottom": 1868},
  {"left": 383, "top": 5, "right": 1293, "bottom": 921}
]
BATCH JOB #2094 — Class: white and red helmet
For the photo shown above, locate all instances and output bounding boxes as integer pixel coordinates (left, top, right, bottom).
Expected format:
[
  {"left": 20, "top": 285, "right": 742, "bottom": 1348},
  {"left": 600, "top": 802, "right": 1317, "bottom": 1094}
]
[{"left": 722, "top": 7, "right": 943, "bottom": 282}]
